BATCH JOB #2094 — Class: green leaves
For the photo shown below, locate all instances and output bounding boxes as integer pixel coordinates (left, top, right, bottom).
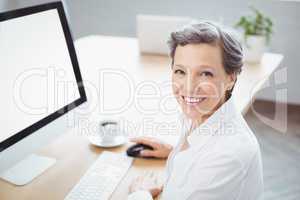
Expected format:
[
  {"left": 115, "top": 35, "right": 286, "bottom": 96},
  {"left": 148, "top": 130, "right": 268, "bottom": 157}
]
[{"left": 235, "top": 6, "right": 273, "bottom": 44}]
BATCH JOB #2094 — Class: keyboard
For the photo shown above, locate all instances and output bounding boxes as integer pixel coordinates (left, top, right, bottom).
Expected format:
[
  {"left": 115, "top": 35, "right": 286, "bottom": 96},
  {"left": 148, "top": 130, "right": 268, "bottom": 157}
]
[{"left": 64, "top": 151, "right": 133, "bottom": 200}]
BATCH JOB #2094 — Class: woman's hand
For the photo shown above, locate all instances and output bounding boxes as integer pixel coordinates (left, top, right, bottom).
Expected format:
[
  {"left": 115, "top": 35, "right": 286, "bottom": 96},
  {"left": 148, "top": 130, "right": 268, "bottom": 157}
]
[
  {"left": 130, "top": 137, "right": 173, "bottom": 159},
  {"left": 129, "top": 171, "right": 163, "bottom": 198}
]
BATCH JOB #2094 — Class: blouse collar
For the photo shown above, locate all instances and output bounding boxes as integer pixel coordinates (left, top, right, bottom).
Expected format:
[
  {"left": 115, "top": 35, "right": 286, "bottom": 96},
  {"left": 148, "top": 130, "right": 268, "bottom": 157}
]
[{"left": 185, "top": 97, "right": 239, "bottom": 149}]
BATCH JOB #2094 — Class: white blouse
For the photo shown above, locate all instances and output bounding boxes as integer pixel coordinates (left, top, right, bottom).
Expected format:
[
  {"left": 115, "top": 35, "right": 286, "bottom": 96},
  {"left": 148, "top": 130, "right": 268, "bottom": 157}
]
[{"left": 128, "top": 97, "right": 264, "bottom": 200}]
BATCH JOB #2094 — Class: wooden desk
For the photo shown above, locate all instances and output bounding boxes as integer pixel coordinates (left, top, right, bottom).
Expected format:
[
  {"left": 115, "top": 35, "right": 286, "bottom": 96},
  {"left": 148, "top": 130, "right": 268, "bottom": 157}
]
[{"left": 0, "top": 35, "right": 283, "bottom": 200}]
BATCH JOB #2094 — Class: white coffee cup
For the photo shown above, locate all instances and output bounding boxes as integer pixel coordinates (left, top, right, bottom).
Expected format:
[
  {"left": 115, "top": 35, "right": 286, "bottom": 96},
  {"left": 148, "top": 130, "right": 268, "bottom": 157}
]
[
  {"left": 89, "top": 119, "right": 127, "bottom": 148},
  {"left": 99, "top": 120, "right": 119, "bottom": 144}
]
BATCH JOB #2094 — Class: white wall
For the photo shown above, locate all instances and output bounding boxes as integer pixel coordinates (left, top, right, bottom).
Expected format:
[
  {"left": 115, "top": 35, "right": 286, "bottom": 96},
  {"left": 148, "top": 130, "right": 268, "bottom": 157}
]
[
  {"left": 6, "top": 0, "right": 300, "bottom": 105},
  {"left": 0, "top": 0, "right": 8, "bottom": 12},
  {"left": 6, "top": 0, "right": 69, "bottom": 19},
  {"left": 66, "top": 0, "right": 300, "bottom": 105},
  {"left": 10, "top": 0, "right": 56, "bottom": 7}
]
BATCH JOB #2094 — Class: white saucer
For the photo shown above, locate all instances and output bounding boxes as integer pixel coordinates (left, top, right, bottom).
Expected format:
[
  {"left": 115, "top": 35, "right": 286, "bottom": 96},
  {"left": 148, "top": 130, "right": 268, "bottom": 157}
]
[{"left": 88, "top": 135, "right": 128, "bottom": 148}]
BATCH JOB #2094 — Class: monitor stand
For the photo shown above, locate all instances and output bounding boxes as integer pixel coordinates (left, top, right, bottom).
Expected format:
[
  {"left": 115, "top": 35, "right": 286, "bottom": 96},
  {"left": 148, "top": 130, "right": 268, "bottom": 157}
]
[{"left": 0, "top": 154, "right": 56, "bottom": 186}]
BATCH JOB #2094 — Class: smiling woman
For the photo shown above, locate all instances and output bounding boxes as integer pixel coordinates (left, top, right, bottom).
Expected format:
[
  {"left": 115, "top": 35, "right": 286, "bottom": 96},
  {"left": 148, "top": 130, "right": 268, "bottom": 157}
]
[
  {"left": 128, "top": 21, "right": 264, "bottom": 200},
  {"left": 169, "top": 22, "right": 243, "bottom": 127}
]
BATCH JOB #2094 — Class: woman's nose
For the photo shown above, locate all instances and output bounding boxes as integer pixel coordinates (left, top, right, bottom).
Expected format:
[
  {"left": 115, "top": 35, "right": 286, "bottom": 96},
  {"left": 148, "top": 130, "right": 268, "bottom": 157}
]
[{"left": 184, "top": 75, "right": 200, "bottom": 95}]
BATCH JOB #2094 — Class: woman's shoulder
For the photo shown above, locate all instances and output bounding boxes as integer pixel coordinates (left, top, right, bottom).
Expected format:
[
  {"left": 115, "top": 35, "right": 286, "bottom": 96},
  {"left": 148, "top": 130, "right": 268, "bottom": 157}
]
[{"left": 211, "top": 110, "right": 261, "bottom": 168}]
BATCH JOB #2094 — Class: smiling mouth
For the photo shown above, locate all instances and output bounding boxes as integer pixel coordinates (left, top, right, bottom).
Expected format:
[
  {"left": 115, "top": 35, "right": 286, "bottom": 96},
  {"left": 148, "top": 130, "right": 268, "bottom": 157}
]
[{"left": 181, "top": 96, "right": 206, "bottom": 105}]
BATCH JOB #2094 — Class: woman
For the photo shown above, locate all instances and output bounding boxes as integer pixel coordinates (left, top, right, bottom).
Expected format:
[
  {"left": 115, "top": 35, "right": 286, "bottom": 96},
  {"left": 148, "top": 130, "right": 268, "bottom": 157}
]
[{"left": 128, "top": 21, "right": 264, "bottom": 200}]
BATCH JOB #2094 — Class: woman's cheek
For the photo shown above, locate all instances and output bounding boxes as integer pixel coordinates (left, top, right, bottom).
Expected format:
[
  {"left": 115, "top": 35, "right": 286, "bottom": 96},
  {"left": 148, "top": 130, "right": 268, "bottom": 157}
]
[
  {"left": 201, "top": 82, "right": 224, "bottom": 111},
  {"left": 172, "top": 81, "right": 179, "bottom": 96},
  {"left": 172, "top": 76, "right": 183, "bottom": 95}
]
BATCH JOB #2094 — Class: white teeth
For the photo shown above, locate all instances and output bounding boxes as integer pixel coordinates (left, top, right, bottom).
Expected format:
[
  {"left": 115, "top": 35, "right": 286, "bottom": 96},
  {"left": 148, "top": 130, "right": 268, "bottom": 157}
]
[
  {"left": 183, "top": 96, "right": 205, "bottom": 103},
  {"left": 186, "top": 97, "right": 200, "bottom": 102}
]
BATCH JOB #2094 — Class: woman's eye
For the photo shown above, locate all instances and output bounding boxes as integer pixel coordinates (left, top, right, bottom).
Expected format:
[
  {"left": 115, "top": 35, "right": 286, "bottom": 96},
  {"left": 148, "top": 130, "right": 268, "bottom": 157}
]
[
  {"left": 201, "top": 71, "right": 213, "bottom": 77},
  {"left": 174, "top": 69, "right": 185, "bottom": 75}
]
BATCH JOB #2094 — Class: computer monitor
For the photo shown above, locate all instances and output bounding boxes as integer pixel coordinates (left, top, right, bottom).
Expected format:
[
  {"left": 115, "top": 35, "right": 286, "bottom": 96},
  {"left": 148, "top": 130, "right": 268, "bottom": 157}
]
[{"left": 0, "top": 2, "right": 86, "bottom": 185}]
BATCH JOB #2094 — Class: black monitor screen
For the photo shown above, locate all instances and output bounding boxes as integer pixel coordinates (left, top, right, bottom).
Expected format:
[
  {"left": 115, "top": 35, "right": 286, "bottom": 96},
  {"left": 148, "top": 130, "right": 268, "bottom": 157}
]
[{"left": 0, "top": 2, "right": 86, "bottom": 152}]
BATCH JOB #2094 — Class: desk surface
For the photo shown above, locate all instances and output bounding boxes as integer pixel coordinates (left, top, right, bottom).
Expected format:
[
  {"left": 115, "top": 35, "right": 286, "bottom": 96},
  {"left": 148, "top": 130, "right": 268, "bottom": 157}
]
[{"left": 0, "top": 35, "right": 283, "bottom": 200}]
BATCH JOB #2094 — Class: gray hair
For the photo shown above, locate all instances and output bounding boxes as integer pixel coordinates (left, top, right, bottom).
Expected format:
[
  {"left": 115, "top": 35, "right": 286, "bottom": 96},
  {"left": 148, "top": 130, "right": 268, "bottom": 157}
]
[{"left": 168, "top": 21, "right": 243, "bottom": 99}]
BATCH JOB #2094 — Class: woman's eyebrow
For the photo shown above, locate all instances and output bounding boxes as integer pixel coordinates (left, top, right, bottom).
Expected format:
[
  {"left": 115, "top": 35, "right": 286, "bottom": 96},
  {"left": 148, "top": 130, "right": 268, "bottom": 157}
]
[{"left": 174, "top": 64, "right": 186, "bottom": 69}]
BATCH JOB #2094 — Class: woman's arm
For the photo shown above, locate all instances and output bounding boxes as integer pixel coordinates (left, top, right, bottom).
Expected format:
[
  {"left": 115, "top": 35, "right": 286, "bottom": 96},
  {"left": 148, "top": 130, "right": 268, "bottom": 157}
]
[
  {"left": 127, "top": 136, "right": 172, "bottom": 199},
  {"left": 183, "top": 153, "right": 245, "bottom": 200}
]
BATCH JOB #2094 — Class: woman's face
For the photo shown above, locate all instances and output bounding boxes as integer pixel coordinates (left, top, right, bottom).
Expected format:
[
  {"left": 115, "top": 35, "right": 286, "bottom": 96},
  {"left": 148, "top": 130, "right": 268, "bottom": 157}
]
[{"left": 172, "top": 43, "right": 235, "bottom": 122}]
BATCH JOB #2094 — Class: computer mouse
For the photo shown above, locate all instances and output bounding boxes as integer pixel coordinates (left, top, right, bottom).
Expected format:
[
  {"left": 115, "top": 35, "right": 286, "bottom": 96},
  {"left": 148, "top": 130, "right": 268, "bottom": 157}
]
[{"left": 126, "top": 143, "right": 154, "bottom": 157}]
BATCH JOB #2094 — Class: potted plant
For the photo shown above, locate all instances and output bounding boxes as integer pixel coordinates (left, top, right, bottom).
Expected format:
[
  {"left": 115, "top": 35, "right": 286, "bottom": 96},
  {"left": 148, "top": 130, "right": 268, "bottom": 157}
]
[{"left": 235, "top": 6, "right": 273, "bottom": 63}]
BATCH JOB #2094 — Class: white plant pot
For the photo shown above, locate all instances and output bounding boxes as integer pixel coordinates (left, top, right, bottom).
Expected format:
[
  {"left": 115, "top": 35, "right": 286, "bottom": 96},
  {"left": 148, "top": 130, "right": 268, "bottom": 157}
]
[{"left": 244, "top": 35, "right": 266, "bottom": 64}]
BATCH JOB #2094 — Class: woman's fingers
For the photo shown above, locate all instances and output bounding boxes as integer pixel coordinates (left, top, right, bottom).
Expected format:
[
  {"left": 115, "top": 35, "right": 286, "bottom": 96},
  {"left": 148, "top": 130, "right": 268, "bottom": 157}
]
[
  {"left": 150, "top": 187, "right": 162, "bottom": 198},
  {"left": 130, "top": 136, "right": 172, "bottom": 159},
  {"left": 130, "top": 137, "right": 160, "bottom": 149},
  {"left": 140, "top": 149, "right": 159, "bottom": 157},
  {"left": 129, "top": 171, "right": 163, "bottom": 197}
]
